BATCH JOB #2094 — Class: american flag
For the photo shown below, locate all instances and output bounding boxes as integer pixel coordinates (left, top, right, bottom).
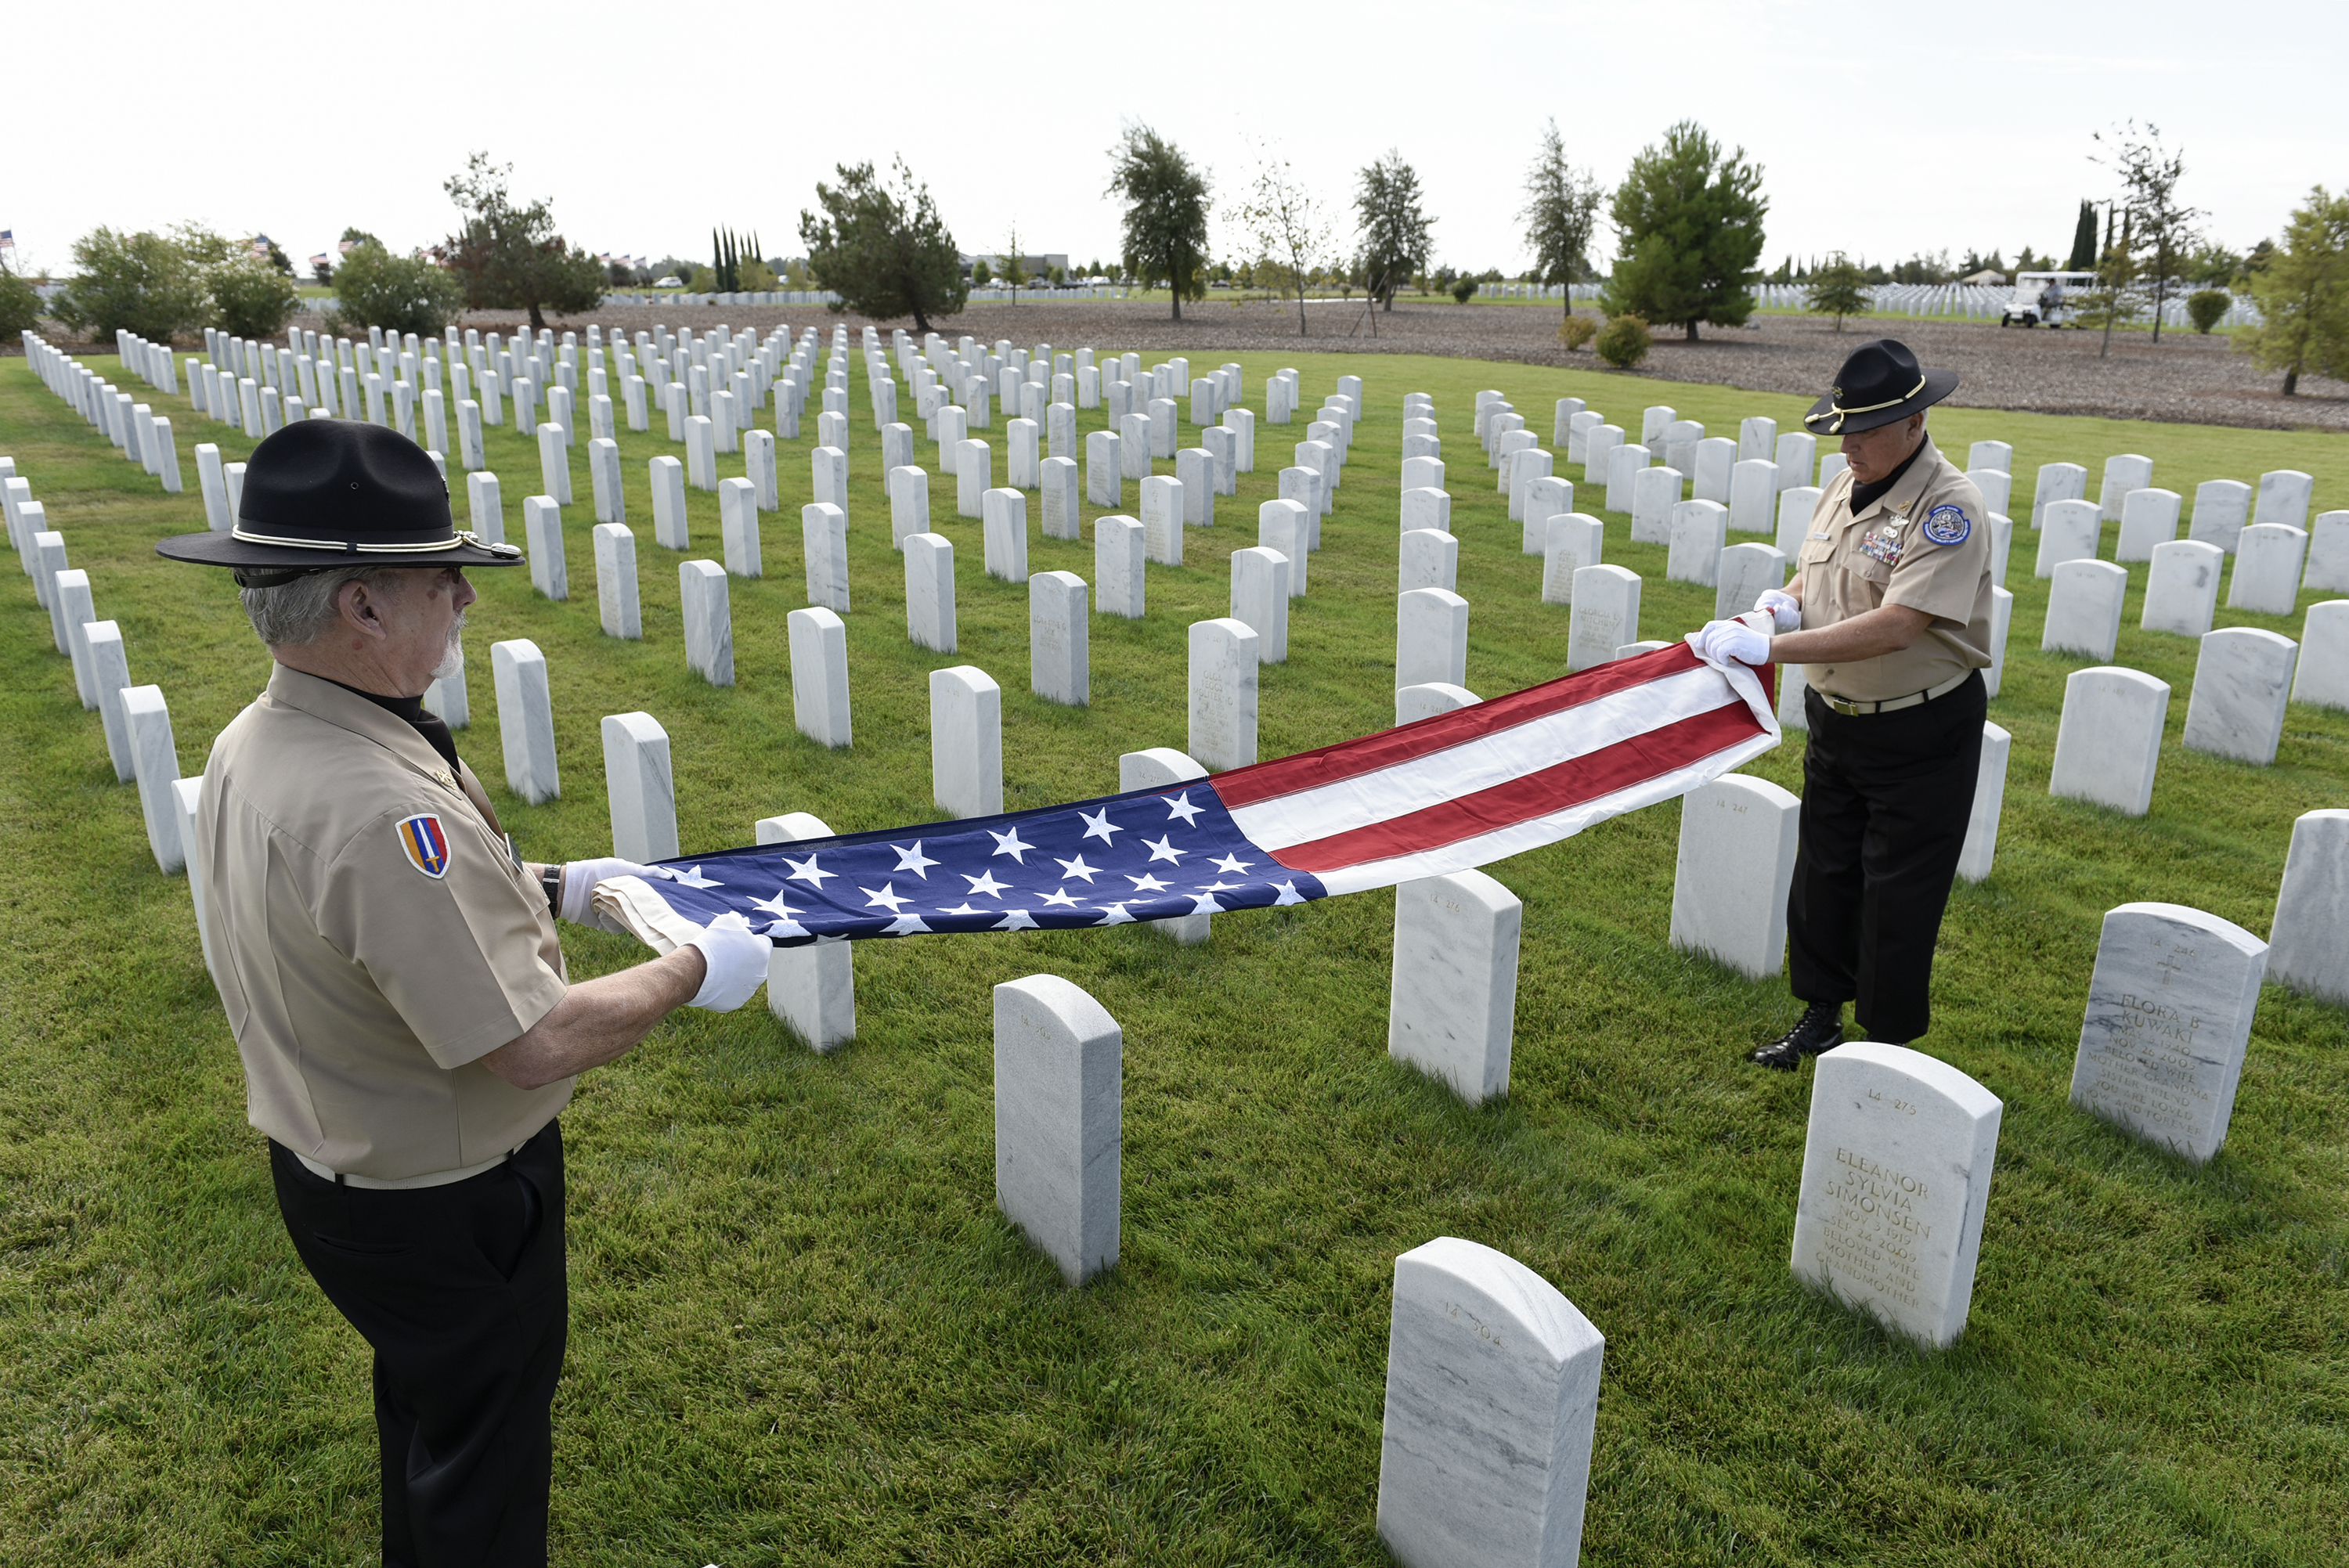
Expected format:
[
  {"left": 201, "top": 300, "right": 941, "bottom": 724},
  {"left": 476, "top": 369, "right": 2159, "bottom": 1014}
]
[
  {"left": 309, "top": 253, "right": 330, "bottom": 269},
  {"left": 596, "top": 636, "right": 1781, "bottom": 950},
  {"left": 0, "top": 230, "right": 14, "bottom": 250}
]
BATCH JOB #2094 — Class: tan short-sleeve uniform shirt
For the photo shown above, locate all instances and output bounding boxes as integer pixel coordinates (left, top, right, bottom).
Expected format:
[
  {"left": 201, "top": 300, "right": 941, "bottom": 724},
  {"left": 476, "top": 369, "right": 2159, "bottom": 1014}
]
[
  {"left": 1795, "top": 434, "right": 1995, "bottom": 702},
  {"left": 195, "top": 665, "right": 571, "bottom": 1180}
]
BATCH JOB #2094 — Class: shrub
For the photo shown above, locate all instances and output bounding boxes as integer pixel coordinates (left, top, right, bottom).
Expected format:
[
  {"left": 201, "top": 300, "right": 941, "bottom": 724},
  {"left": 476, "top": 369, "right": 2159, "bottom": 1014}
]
[
  {"left": 1557, "top": 314, "right": 1598, "bottom": 351},
  {"left": 328, "top": 243, "right": 467, "bottom": 340},
  {"left": 1450, "top": 276, "right": 1478, "bottom": 304},
  {"left": 2185, "top": 288, "right": 2231, "bottom": 335},
  {"left": 0, "top": 269, "right": 44, "bottom": 337},
  {"left": 1595, "top": 313, "right": 1653, "bottom": 369},
  {"left": 48, "top": 225, "right": 210, "bottom": 342},
  {"left": 211, "top": 257, "right": 302, "bottom": 340}
]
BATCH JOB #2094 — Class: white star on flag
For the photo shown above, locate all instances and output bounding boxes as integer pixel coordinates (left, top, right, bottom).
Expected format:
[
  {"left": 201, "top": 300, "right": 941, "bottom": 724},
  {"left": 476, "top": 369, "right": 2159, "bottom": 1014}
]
[
  {"left": 882, "top": 913, "right": 932, "bottom": 935},
  {"left": 992, "top": 910, "right": 1040, "bottom": 931},
  {"left": 1125, "top": 872, "right": 1170, "bottom": 892},
  {"left": 784, "top": 853, "right": 835, "bottom": 887},
  {"left": 1211, "top": 852, "right": 1253, "bottom": 874},
  {"left": 963, "top": 870, "right": 1010, "bottom": 898},
  {"left": 1039, "top": 888, "right": 1081, "bottom": 908},
  {"left": 1080, "top": 807, "right": 1124, "bottom": 845},
  {"left": 747, "top": 889, "right": 803, "bottom": 919},
  {"left": 939, "top": 902, "right": 986, "bottom": 917},
  {"left": 1055, "top": 854, "right": 1100, "bottom": 883},
  {"left": 1162, "top": 791, "right": 1204, "bottom": 825},
  {"left": 669, "top": 865, "right": 723, "bottom": 887},
  {"left": 1145, "top": 834, "right": 1188, "bottom": 864},
  {"left": 1093, "top": 902, "right": 1138, "bottom": 926},
  {"left": 1187, "top": 891, "right": 1225, "bottom": 914},
  {"left": 861, "top": 883, "right": 912, "bottom": 913},
  {"left": 988, "top": 826, "right": 1034, "bottom": 863},
  {"left": 893, "top": 842, "right": 940, "bottom": 878},
  {"left": 1272, "top": 881, "right": 1307, "bottom": 905}
]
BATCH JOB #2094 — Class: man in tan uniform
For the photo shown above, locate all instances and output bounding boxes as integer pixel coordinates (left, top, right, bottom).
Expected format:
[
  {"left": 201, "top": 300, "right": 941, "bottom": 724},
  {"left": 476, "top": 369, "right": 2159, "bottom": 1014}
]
[
  {"left": 1693, "top": 340, "right": 1992, "bottom": 1069},
  {"left": 157, "top": 419, "right": 769, "bottom": 1566}
]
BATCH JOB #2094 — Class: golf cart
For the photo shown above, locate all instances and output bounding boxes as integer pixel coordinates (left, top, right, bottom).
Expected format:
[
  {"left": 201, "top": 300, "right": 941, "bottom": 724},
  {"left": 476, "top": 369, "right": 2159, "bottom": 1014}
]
[{"left": 2001, "top": 271, "right": 2098, "bottom": 327}]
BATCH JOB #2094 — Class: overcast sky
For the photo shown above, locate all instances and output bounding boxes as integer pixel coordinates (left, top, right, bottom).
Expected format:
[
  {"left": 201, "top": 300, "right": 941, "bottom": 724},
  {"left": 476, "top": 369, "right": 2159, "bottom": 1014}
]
[{"left": 13, "top": 1, "right": 2342, "bottom": 283}]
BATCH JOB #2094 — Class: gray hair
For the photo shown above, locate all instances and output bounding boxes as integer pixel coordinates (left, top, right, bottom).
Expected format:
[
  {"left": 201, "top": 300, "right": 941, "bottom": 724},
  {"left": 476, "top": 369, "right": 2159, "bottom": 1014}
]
[{"left": 240, "top": 565, "right": 408, "bottom": 647}]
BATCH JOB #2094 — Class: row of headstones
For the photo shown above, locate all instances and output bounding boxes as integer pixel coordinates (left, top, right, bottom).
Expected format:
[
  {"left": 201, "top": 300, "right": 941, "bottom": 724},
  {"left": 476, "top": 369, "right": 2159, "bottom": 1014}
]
[
  {"left": 23, "top": 333, "right": 187, "bottom": 493},
  {"left": 1, "top": 460, "right": 194, "bottom": 903}
]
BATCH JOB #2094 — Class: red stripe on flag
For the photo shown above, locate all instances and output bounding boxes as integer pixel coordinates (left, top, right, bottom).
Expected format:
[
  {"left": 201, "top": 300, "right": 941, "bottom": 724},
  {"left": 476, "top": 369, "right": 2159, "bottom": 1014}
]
[
  {"left": 1264, "top": 703, "right": 1764, "bottom": 873},
  {"left": 1214, "top": 643, "right": 1711, "bottom": 810}
]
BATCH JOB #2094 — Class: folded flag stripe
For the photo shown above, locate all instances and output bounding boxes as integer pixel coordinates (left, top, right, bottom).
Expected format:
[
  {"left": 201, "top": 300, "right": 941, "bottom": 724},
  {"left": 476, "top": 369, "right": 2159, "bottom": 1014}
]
[{"left": 596, "top": 636, "right": 1782, "bottom": 950}]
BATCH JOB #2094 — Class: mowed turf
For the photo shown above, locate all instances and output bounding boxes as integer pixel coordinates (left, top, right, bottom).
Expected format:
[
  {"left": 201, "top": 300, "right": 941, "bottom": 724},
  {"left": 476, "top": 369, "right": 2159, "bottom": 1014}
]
[{"left": 1, "top": 337, "right": 2344, "bottom": 1567}]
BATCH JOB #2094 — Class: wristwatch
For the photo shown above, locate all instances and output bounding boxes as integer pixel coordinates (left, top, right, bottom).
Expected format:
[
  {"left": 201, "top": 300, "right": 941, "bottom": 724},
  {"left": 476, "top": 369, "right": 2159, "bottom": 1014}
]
[{"left": 539, "top": 864, "right": 563, "bottom": 917}]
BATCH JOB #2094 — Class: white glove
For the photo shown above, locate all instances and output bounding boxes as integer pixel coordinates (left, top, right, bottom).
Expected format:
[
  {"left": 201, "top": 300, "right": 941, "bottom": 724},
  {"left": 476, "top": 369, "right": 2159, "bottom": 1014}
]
[
  {"left": 1756, "top": 588, "right": 1802, "bottom": 633},
  {"left": 1697, "top": 618, "right": 1772, "bottom": 667},
  {"left": 683, "top": 912, "right": 769, "bottom": 1011},
  {"left": 557, "top": 857, "right": 673, "bottom": 925}
]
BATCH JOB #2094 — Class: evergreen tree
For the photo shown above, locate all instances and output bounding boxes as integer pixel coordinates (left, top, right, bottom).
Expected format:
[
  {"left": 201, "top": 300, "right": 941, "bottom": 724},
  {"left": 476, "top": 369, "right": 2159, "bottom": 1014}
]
[
  {"left": 796, "top": 157, "right": 968, "bottom": 332},
  {"left": 1598, "top": 121, "right": 1766, "bottom": 341},
  {"left": 439, "top": 153, "right": 607, "bottom": 331},
  {"left": 1518, "top": 120, "right": 1604, "bottom": 321},
  {"left": 2068, "top": 200, "right": 2099, "bottom": 271},
  {"left": 1355, "top": 149, "right": 1434, "bottom": 312},
  {"left": 1107, "top": 124, "right": 1212, "bottom": 319},
  {"left": 1804, "top": 252, "right": 1871, "bottom": 331},
  {"left": 2238, "top": 186, "right": 2349, "bottom": 396}
]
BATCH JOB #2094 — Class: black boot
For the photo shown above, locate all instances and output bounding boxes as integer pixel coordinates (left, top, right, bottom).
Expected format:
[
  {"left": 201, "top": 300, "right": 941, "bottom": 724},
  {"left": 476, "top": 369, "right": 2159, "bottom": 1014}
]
[{"left": 1748, "top": 1002, "right": 1844, "bottom": 1071}]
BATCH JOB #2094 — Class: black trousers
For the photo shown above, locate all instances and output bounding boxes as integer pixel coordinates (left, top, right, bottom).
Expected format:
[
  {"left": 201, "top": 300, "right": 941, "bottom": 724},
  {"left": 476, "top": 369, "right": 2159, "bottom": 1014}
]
[
  {"left": 270, "top": 1121, "right": 567, "bottom": 1568},
  {"left": 1787, "top": 672, "right": 1986, "bottom": 1044}
]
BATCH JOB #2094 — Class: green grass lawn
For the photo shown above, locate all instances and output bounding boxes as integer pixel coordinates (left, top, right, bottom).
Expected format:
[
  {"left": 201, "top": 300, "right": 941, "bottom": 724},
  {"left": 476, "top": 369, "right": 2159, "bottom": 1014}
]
[{"left": 2, "top": 340, "right": 2344, "bottom": 1566}]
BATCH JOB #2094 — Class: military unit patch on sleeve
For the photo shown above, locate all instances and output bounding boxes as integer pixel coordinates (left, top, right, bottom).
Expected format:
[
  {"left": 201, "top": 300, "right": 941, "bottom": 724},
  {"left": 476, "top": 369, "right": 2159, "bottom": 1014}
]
[
  {"left": 395, "top": 813, "right": 451, "bottom": 878},
  {"left": 1922, "top": 504, "right": 1972, "bottom": 546}
]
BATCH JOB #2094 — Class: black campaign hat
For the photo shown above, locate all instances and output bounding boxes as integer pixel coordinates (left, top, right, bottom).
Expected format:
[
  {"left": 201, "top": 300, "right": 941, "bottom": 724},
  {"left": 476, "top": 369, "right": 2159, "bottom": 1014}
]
[
  {"left": 155, "top": 418, "right": 521, "bottom": 579},
  {"left": 1802, "top": 338, "right": 1959, "bottom": 436}
]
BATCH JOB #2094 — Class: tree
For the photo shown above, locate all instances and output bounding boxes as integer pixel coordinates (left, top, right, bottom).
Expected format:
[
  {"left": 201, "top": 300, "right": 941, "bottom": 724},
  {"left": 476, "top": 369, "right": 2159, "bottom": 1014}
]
[
  {"left": 211, "top": 253, "right": 304, "bottom": 340},
  {"left": 49, "top": 225, "right": 212, "bottom": 343},
  {"left": 2094, "top": 121, "right": 2199, "bottom": 343},
  {"left": 2236, "top": 186, "right": 2349, "bottom": 396},
  {"left": 1599, "top": 121, "right": 1766, "bottom": 342},
  {"left": 797, "top": 157, "right": 968, "bottom": 332},
  {"left": 1804, "top": 252, "right": 1871, "bottom": 330},
  {"left": 1518, "top": 120, "right": 1604, "bottom": 321},
  {"left": 2067, "top": 200, "right": 2099, "bottom": 271},
  {"left": 1001, "top": 222, "right": 1029, "bottom": 305},
  {"left": 1107, "top": 124, "right": 1211, "bottom": 319},
  {"left": 1355, "top": 149, "right": 1434, "bottom": 312},
  {"left": 0, "top": 261, "right": 45, "bottom": 338},
  {"left": 328, "top": 243, "right": 467, "bottom": 341},
  {"left": 2074, "top": 210, "right": 2150, "bottom": 359},
  {"left": 1235, "top": 144, "right": 1328, "bottom": 337},
  {"left": 438, "top": 153, "right": 607, "bottom": 331}
]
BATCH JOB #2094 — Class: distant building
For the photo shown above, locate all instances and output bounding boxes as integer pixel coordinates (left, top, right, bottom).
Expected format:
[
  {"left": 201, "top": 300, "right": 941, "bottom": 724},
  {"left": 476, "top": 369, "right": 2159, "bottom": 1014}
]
[{"left": 1961, "top": 269, "right": 2008, "bottom": 286}]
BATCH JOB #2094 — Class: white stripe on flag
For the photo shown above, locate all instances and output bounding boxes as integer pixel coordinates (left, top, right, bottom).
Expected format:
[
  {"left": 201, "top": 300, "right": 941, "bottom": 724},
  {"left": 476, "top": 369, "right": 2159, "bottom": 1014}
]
[{"left": 1229, "top": 664, "right": 1745, "bottom": 853}]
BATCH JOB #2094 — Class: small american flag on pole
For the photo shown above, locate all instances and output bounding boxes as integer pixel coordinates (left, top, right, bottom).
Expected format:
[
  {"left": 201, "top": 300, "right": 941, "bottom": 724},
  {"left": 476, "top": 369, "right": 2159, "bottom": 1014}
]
[
  {"left": 0, "top": 230, "right": 15, "bottom": 251},
  {"left": 594, "top": 636, "right": 1782, "bottom": 951}
]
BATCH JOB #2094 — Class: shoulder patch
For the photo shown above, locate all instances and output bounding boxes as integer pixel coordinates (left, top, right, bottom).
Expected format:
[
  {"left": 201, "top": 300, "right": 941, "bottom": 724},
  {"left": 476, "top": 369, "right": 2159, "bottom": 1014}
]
[
  {"left": 1922, "top": 504, "right": 1972, "bottom": 546},
  {"left": 395, "top": 813, "right": 451, "bottom": 878}
]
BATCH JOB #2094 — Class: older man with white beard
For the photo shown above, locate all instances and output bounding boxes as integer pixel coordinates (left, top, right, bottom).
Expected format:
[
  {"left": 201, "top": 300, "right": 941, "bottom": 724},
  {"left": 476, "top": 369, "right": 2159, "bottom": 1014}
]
[{"left": 155, "top": 419, "right": 767, "bottom": 1567}]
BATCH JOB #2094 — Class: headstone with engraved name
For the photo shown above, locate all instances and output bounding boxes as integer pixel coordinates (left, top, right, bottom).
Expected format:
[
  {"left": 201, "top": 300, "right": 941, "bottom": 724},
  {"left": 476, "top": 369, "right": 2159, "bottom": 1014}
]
[
  {"left": 1791, "top": 1042, "right": 2002, "bottom": 1348},
  {"left": 2071, "top": 903, "right": 2267, "bottom": 1163}
]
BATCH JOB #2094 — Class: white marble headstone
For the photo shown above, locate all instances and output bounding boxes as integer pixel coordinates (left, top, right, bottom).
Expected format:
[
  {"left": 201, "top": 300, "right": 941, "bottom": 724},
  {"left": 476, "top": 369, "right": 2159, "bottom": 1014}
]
[
  {"left": 1388, "top": 871, "right": 1522, "bottom": 1105},
  {"left": 2049, "top": 667, "right": 2169, "bottom": 815},
  {"left": 1376, "top": 1236, "right": 1604, "bottom": 1568},
  {"left": 490, "top": 639, "right": 560, "bottom": 802},
  {"left": 1792, "top": 1042, "right": 2002, "bottom": 1348},
  {"left": 1669, "top": 774, "right": 1800, "bottom": 979},
  {"left": 994, "top": 974, "right": 1122, "bottom": 1287},
  {"left": 601, "top": 712, "right": 678, "bottom": 862},
  {"left": 2181, "top": 627, "right": 2297, "bottom": 765},
  {"left": 931, "top": 665, "right": 1002, "bottom": 817}
]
